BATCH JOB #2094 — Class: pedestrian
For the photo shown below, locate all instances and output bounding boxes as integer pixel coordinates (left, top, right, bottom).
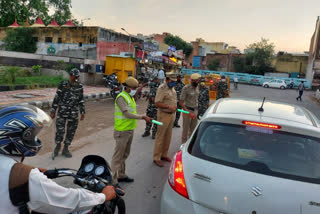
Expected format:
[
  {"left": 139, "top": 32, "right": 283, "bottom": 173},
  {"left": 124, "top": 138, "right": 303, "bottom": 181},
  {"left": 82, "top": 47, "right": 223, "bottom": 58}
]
[
  {"left": 174, "top": 74, "right": 185, "bottom": 128},
  {"left": 158, "top": 66, "right": 165, "bottom": 84},
  {"left": 233, "top": 76, "right": 239, "bottom": 89},
  {"left": 179, "top": 73, "right": 201, "bottom": 144},
  {"left": 296, "top": 81, "right": 306, "bottom": 101},
  {"left": 216, "top": 75, "right": 228, "bottom": 100},
  {"left": 111, "top": 77, "right": 151, "bottom": 185},
  {"left": 142, "top": 76, "right": 160, "bottom": 139},
  {"left": 153, "top": 72, "right": 177, "bottom": 167},
  {"left": 51, "top": 68, "right": 85, "bottom": 158},
  {"left": 198, "top": 77, "right": 210, "bottom": 119}
]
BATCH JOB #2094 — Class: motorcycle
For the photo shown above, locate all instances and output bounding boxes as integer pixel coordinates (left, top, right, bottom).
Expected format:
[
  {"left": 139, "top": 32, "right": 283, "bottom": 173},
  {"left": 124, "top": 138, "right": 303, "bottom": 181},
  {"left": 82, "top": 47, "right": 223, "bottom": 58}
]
[
  {"left": 43, "top": 155, "right": 126, "bottom": 214},
  {"left": 103, "top": 74, "right": 122, "bottom": 99},
  {"left": 288, "top": 82, "right": 294, "bottom": 89}
]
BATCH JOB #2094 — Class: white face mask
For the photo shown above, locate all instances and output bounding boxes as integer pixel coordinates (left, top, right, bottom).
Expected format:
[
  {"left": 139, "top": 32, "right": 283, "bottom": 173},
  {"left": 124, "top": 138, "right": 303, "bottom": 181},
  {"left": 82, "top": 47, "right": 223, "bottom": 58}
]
[{"left": 129, "top": 89, "right": 137, "bottom": 96}]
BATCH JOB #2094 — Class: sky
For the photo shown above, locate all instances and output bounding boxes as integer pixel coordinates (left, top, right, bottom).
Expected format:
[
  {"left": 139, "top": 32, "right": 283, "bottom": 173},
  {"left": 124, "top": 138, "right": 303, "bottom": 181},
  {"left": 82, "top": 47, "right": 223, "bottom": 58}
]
[{"left": 71, "top": 0, "right": 320, "bottom": 53}]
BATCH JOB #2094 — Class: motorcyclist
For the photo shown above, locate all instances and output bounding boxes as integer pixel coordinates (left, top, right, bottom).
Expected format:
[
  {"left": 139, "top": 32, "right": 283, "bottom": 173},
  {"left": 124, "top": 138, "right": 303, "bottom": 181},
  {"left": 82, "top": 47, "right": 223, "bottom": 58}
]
[{"left": 0, "top": 105, "right": 116, "bottom": 214}]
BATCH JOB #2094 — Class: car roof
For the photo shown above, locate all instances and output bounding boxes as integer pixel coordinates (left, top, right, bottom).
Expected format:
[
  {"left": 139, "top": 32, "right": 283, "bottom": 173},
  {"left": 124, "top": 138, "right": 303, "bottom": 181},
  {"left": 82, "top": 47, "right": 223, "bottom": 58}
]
[{"left": 208, "top": 98, "right": 319, "bottom": 127}]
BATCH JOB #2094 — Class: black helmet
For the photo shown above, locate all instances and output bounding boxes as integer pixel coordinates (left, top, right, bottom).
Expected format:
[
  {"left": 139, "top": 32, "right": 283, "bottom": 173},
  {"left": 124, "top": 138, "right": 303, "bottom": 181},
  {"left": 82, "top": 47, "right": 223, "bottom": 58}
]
[
  {"left": 70, "top": 68, "right": 80, "bottom": 77},
  {"left": 0, "top": 105, "right": 51, "bottom": 157}
]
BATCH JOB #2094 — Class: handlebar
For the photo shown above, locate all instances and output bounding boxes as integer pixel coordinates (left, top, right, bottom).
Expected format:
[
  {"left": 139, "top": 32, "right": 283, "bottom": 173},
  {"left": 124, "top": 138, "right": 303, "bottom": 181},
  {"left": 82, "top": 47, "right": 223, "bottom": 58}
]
[{"left": 44, "top": 168, "right": 125, "bottom": 196}]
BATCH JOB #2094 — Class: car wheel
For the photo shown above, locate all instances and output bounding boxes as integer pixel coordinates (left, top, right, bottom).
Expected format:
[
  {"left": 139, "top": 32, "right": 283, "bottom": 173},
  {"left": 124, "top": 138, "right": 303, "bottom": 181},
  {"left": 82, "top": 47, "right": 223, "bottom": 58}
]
[
  {"left": 280, "top": 86, "right": 285, "bottom": 90},
  {"left": 264, "top": 84, "right": 269, "bottom": 88}
]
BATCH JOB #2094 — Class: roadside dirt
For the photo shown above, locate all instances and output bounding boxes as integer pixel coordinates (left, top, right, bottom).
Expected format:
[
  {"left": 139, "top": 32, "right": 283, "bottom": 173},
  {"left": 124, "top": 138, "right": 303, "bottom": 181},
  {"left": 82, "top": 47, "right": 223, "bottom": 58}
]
[{"left": 38, "top": 98, "right": 149, "bottom": 155}]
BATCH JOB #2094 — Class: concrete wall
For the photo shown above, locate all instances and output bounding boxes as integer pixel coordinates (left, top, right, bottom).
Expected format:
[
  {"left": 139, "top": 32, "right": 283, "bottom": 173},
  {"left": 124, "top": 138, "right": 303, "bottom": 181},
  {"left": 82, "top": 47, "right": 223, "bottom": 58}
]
[{"left": 272, "top": 54, "right": 308, "bottom": 74}]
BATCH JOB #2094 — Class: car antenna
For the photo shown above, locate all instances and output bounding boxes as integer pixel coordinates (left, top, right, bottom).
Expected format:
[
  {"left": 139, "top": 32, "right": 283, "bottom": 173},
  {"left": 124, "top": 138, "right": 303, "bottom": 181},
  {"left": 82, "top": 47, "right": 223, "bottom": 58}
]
[{"left": 258, "top": 97, "right": 266, "bottom": 112}]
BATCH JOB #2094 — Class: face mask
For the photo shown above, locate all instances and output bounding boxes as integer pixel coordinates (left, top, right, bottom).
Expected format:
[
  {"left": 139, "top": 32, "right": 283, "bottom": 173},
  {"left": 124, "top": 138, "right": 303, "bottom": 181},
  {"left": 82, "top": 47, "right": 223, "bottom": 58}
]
[
  {"left": 129, "top": 89, "right": 137, "bottom": 96},
  {"left": 168, "top": 82, "right": 176, "bottom": 88},
  {"left": 200, "top": 82, "right": 205, "bottom": 86},
  {"left": 192, "top": 82, "right": 198, "bottom": 87}
]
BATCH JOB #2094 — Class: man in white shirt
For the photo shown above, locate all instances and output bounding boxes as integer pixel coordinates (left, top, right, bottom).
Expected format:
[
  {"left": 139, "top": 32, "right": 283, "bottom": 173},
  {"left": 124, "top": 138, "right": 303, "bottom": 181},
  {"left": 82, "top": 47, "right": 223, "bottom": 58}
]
[
  {"left": 0, "top": 105, "right": 116, "bottom": 214},
  {"left": 158, "top": 68, "right": 165, "bottom": 84}
]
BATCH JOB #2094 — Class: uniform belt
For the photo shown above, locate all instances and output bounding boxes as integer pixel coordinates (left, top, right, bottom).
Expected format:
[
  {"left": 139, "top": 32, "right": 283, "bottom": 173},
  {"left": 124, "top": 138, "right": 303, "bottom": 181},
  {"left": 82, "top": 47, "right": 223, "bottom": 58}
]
[
  {"left": 161, "top": 111, "right": 174, "bottom": 114},
  {"left": 186, "top": 106, "right": 197, "bottom": 111}
]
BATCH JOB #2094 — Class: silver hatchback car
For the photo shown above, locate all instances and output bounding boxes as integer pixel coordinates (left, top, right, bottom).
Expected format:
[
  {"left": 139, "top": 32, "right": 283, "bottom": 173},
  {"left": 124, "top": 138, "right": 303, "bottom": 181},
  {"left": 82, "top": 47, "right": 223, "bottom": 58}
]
[{"left": 161, "top": 98, "right": 320, "bottom": 214}]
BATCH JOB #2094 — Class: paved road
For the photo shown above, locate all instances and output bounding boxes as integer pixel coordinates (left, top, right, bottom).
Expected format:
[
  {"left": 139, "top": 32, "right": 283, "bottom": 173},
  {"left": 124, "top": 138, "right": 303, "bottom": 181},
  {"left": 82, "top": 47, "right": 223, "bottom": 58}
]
[{"left": 25, "top": 84, "right": 320, "bottom": 214}]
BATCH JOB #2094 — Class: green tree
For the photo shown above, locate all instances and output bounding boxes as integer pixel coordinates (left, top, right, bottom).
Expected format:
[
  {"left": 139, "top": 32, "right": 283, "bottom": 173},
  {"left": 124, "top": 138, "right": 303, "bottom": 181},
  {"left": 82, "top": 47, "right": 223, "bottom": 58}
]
[
  {"left": 233, "top": 56, "right": 245, "bottom": 73},
  {"left": 207, "top": 59, "right": 220, "bottom": 71},
  {"left": 245, "top": 38, "right": 275, "bottom": 75},
  {"left": 0, "top": 0, "right": 77, "bottom": 27},
  {"left": 3, "top": 28, "right": 37, "bottom": 53},
  {"left": 164, "top": 35, "right": 193, "bottom": 57}
]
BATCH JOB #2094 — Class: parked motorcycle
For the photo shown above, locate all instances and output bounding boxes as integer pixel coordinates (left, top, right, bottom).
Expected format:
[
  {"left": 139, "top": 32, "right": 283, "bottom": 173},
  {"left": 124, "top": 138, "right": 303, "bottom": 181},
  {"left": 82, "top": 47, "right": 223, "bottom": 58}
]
[
  {"left": 287, "top": 82, "right": 294, "bottom": 89},
  {"left": 43, "top": 155, "right": 126, "bottom": 214}
]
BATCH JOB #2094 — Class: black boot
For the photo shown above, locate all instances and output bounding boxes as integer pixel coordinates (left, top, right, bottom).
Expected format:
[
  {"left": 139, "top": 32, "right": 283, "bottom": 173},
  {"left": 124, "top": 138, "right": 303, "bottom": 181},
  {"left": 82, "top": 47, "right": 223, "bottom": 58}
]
[
  {"left": 152, "top": 133, "right": 156, "bottom": 139},
  {"left": 142, "top": 132, "right": 150, "bottom": 137},
  {"left": 53, "top": 143, "right": 61, "bottom": 157},
  {"left": 62, "top": 144, "right": 72, "bottom": 158}
]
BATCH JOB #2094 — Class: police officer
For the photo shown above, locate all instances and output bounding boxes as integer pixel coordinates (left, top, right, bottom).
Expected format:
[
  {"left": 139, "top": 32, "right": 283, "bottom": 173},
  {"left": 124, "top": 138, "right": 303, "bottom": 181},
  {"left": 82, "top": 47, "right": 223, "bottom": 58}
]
[
  {"left": 51, "top": 68, "right": 85, "bottom": 158},
  {"left": 112, "top": 77, "right": 151, "bottom": 185},
  {"left": 153, "top": 72, "right": 177, "bottom": 167},
  {"left": 174, "top": 74, "right": 185, "bottom": 128},
  {"left": 217, "top": 75, "right": 228, "bottom": 100},
  {"left": 0, "top": 105, "right": 116, "bottom": 213},
  {"left": 180, "top": 73, "right": 201, "bottom": 144},
  {"left": 142, "top": 76, "right": 160, "bottom": 139},
  {"left": 198, "top": 77, "right": 210, "bottom": 119}
]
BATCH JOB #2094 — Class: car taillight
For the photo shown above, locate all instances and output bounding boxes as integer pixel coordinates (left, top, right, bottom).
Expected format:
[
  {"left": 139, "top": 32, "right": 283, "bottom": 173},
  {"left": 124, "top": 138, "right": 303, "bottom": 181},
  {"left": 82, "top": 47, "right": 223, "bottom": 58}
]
[
  {"left": 168, "top": 151, "right": 189, "bottom": 199},
  {"left": 242, "top": 120, "right": 281, "bottom": 129}
]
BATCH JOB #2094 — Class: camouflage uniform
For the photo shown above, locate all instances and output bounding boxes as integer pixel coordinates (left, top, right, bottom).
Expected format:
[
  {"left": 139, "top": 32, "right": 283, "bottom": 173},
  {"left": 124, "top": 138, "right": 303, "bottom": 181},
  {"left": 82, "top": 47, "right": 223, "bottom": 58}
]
[
  {"left": 51, "top": 80, "right": 85, "bottom": 154},
  {"left": 174, "top": 80, "right": 185, "bottom": 126},
  {"left": 216, "top": 81, "right": 228, "bottom": 100},
  {"left": 143, "top": 81, "right": 160, "bottom": 138},
  {"left": 198, "top": 86, "right": 209, "bottom": 118}
]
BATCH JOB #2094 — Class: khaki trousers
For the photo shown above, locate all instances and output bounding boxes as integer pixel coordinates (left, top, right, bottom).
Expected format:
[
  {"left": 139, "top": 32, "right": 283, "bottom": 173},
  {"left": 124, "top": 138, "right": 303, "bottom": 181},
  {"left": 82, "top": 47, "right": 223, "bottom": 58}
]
[
  {"left": 111, "top": 130, "right": 134, "bottom": 183},
  {"left": 182, "top": 110, "right": 198, "bottom": 144},
  {"left": 153, "top": 111, "right": 175, "bottom": 161}
]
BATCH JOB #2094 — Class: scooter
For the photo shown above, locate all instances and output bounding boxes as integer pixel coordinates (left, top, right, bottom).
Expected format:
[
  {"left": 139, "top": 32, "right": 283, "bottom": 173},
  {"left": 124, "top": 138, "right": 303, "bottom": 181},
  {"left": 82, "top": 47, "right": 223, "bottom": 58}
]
[
  {"left": 43, "top": 155, "right": 126, "bottom": 214},
  {"left": 103, "top": 74, "right": 118, "bottom": 89},
  {"left": 110, "top": 78, "right": 122, "bottom": 100},
  {"left": 288, "top": 82, "right": 294, "bottom": 89}
]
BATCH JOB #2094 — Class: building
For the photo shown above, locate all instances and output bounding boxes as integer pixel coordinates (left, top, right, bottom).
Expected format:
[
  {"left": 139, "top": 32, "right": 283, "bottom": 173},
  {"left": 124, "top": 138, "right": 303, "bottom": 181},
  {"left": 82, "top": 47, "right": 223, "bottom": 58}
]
[
  {"left": 307, "top": 16, "right": 320, "bottom": 82},
  {"left": 0, "top": 25, "right": 143, "bottom": 61},
  {"left": 272, "top": 52, "right": 308, "bottom": 75},
  {"left": 186, "top": 38, "right": 240, "bottom": 68}
]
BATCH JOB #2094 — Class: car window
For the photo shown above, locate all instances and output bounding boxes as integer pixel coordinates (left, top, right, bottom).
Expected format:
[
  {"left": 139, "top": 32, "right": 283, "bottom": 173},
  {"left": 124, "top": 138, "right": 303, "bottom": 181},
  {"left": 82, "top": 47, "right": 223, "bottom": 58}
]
[
  {"left": 270, "top": 80, "right": 276, "bottom": 83},
  {"left": 277, "top": 80, "right": 283, "bottom": 83},
  {"left": 189, "top": 122, "right": 320, "bottom": 184}
]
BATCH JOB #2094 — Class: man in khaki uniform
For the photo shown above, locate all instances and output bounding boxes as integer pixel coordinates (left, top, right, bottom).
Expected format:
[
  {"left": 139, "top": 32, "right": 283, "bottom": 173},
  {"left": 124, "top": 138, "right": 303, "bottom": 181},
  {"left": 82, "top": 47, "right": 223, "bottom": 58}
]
[
  {"left": 153, "top": 73, "right": 177, "bottom": 167},
  {"left": 111, "top": 77, "right": 151, "bottom": 185},
  {"left": 180, "top": 73, "right": 201, "bottom": 144}
]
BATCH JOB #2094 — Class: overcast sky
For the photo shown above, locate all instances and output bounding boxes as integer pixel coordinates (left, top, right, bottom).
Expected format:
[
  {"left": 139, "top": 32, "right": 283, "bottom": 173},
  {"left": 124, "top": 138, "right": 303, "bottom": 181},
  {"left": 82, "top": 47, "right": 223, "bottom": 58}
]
[{"left": 71, "top": 0, "right": 320, "bottom": 53}]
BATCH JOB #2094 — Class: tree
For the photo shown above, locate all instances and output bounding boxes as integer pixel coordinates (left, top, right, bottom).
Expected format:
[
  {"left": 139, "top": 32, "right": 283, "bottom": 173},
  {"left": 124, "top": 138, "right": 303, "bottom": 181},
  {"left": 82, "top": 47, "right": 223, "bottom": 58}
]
[
  {"left": 245, "top": 38, "right": 275, "bottom": 75},
  {"left": 233, "top": 56, "right": 245, "bottom": 73},
  {"left": 3, "top": 28, "right": 37, "bottom": 53},
  {"left": 207, "top": 59, "right": 220, "bottom": 71},
  {"left": 164, "top": 35, "right": 193, "bottom": 57},
  {"left": 0, "top": 0, "right": 77, "bottom": 27}
]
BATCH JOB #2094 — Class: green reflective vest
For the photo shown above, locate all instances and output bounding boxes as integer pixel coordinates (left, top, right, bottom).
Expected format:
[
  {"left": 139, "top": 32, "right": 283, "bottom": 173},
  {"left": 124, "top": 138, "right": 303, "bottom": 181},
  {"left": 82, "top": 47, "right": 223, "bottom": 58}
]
[{"left": 114, "top": 91, "right": 137, "bottom": 131}]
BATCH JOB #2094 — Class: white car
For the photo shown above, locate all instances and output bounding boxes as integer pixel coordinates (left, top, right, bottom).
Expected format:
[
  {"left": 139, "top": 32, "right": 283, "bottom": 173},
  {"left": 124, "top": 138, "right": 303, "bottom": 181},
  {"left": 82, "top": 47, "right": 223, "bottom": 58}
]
[
  {"left": 263, "top": 79, "right": 287, "bottom": 89},
  {"left": 161, "top": 98, "right": 320, "bottom": 214}
]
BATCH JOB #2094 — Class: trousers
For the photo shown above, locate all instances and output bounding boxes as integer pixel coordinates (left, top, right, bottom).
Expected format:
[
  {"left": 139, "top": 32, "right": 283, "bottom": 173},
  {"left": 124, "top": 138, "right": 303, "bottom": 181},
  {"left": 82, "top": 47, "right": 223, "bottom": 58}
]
[
  {"left": 182, "top": 110, "right": 198, "bottom": 144},
  {"left": 111, "top": 130, "right": 134, "bottom": 183},
  {"left": 153, "top": 111, "right": 175, "bottom": 161},
  {"left": 55, "top": 116, "right": 79, "bottom": 145}
]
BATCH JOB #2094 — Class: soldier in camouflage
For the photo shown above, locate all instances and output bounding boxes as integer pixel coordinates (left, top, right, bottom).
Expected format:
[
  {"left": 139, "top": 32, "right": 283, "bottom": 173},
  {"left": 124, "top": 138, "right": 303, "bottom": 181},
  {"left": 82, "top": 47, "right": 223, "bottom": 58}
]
[
  {"left": 50, "top": 68, "right": 85, "bottom": 158},
  {"left": 142, "top": 76, "right": 160, "bottom": 139},
  {"left": 174, "top": 75, "right": 185, "bottom": 128},
  {"left": 216, "top": 75, "right": 228, "bottom": 100},
  {"left": 198, "top": 78, "right": 210, "bottom": 119}
]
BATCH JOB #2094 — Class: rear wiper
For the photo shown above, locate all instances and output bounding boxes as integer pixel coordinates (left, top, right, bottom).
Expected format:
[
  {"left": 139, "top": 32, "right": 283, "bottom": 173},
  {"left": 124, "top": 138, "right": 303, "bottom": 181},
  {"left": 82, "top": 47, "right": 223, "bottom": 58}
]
[{"left": 245, "top": 161, "right": 272, "bottom": 173}]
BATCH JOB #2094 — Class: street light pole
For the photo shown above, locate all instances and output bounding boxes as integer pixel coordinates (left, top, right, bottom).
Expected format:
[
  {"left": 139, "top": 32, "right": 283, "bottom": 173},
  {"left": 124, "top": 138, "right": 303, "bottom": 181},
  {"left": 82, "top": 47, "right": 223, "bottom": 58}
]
[{"left": 121, "top": 28, "right": 131, "bottom": 53}]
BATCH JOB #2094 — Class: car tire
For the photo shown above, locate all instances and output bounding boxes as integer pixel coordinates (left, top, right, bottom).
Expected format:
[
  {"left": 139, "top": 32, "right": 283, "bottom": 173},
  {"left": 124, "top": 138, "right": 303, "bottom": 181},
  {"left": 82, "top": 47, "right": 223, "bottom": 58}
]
[
  {"left": 264, "top": 84, "right": 269, "bottom": 88},
  {"left": 280, "top": 86, "right": 285, "bottom": 90}
]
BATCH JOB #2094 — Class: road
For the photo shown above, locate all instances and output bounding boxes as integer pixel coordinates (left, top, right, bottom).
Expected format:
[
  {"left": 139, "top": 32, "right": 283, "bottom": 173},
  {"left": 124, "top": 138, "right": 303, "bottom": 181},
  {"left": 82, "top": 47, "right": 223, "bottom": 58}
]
[{"left": 25, "top": 84, "right": 320, "bottom": 214}]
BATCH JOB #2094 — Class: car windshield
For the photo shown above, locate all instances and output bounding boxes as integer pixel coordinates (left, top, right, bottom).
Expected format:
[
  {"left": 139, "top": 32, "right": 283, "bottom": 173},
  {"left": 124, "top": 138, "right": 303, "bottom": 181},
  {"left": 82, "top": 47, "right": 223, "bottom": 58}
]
[{"left": 189, "top": 122, "right": 320, "bottom": 184}]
